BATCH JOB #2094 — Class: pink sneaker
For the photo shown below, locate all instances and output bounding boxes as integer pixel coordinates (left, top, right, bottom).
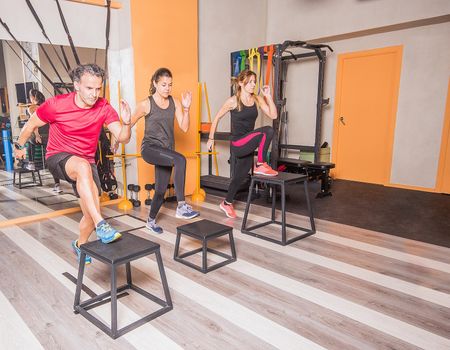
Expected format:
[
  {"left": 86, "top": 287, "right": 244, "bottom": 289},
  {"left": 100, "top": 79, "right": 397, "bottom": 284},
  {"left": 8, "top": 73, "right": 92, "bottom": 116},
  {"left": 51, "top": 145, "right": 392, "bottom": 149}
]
[
  {"left": 254, "top": 163, "right": 278, "bottom": 176},
  {"left": 220, "top": 201, "right": 237, "bottom": 218}
]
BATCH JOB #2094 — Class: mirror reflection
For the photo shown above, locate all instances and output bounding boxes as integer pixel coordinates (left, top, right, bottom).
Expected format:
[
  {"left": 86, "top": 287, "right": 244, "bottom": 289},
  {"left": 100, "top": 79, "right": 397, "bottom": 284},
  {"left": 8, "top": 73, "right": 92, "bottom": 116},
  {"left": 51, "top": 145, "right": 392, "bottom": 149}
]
[{"left": 0, "top": 40, "right": 106, "bottom": 220}]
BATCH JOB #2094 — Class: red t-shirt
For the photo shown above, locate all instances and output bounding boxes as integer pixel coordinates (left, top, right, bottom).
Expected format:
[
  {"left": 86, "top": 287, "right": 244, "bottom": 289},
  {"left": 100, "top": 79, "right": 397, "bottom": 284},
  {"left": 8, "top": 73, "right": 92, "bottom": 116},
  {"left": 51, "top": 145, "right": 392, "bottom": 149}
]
[{"left": 36, "top": 92, "right": 119, "bottom": 163}]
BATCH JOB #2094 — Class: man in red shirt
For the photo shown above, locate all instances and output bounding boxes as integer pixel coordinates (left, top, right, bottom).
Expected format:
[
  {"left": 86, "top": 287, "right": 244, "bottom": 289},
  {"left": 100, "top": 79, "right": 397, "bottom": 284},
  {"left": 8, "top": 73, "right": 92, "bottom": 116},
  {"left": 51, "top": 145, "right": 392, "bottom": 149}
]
[{"left": 15, "top": 64, "right": 131, "bottom": 265}]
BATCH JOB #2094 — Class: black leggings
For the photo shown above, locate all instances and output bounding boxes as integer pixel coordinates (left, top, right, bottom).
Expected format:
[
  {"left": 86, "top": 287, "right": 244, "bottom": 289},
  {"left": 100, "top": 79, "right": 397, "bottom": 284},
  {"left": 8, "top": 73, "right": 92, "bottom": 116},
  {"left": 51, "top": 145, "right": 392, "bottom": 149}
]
[
  {"left": 226, "top": 126, "right": 273, "bottom": 203},
  {"left": 141, "top": 143, "right": 186, "bottom": 219}
]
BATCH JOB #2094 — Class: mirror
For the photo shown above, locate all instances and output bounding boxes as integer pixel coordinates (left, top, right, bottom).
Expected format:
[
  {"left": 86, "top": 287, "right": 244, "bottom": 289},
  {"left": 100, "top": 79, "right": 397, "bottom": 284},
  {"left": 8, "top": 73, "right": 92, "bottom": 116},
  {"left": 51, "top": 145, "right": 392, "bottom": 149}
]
[{"left": 0, "top": 39, "right": 107, "bottom": 222}]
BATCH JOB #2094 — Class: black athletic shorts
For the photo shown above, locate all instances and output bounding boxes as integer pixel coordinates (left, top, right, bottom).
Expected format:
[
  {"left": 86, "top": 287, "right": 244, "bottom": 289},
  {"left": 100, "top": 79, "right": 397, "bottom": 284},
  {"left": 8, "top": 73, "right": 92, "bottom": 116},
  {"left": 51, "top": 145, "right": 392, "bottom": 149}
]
[{"left": 46, "top": 152, "right": 101, "bottom": 197}]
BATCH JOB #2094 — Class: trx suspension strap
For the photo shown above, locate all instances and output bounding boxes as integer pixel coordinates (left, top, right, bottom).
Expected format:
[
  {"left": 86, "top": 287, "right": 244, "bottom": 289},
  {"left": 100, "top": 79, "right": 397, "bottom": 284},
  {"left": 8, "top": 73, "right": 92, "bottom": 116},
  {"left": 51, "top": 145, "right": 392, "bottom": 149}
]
[
  {"left": 60, "top": 45, "right": 71, "bottom": 71},
  {"left": 25, "top": 0, "right": 70, "bottom": 74},
  {"left": 0, "top": 17, "right": 63, "bottom": 94},
  {"left": 3, "top": 41, "right": 54, "bottom": 96},
  {"left": 248, "top": 47, "right": 261, "bottom": 92},
  {"left": 103, "top": 0, "right": 111, "bottom": 98},
  {"left": 231, "top": 51, "right": 241, "bottom": 77},
  {"left": 55, "top": 0, "right": 81, "bottom": 65},
  {"left": 38, "top": 43, "right": 71, "bottom": 93},
  {"left": 239, "top": 50, "right": 247, "bottom": 71}
]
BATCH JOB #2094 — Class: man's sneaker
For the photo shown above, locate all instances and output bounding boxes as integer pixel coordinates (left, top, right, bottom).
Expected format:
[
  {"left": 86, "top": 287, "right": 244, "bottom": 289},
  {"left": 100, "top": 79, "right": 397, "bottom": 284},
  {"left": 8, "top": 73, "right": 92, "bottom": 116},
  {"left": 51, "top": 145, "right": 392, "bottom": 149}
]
[
  {"left": 53, "top": 184, "right": 62, "bottom": 193},
  {"left": 146, "top": 218, "right": 163, "bottom": 234},
  {"left": 176, "top": 203, "right": 200, "bottom": 219},
  {"left": 220, "top": 200, "right": 237, "bottom": 218},
  {"left": 95, "top": 220, "right": 122, "bottom": 244},
  {"left": 21, "top": 160, "right": 36, "bottom": 171},
  {"left": 72, "top": 240, "right": 92, "bottom": 265},
  {"left": 254, "top": 162, "right": 278, "bottom": 176}
]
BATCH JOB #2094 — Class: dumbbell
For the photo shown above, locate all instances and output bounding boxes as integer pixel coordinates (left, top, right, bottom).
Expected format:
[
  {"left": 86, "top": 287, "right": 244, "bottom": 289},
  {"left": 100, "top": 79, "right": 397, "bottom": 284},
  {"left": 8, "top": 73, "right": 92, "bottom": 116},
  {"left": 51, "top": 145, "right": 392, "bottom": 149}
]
[
  {"left": 108, "top": 192, "right": 118, "bottom": 200},
  {"left": 165, "top": 183, "right": 177, "bottom": 202},
  {"left": 132, "top": 184, "right": 141, "bottom": 207},
  {"left": 144, "top": 183, "right": 154, "bottom": 206},
  {"left": 128, "top": 184, "right": 138, "bottom": 206}
]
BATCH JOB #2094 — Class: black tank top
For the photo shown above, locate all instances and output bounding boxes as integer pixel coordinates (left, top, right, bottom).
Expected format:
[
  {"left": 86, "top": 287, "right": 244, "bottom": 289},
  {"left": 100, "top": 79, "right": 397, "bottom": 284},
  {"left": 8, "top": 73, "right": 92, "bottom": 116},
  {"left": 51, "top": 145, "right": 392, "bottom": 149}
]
[
  {"left": 142, "top": 96, "right": 175, "bottom": 149},
  {"left": 230, "top": 103, "right": 258, "bottom": 141}
]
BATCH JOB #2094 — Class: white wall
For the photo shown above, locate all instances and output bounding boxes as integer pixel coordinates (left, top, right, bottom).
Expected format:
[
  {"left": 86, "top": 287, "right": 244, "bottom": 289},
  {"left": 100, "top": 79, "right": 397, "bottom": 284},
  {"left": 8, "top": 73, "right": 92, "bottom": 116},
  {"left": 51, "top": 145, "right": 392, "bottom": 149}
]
[
  {"left": 199, "top": 0, "right": 267, "bottom": 176},
  {"left": 199, "top": 0, "right": 450, "bottom": 189},
  {"left": 266, "top": 0, "right": 450, "bottom": 42}
]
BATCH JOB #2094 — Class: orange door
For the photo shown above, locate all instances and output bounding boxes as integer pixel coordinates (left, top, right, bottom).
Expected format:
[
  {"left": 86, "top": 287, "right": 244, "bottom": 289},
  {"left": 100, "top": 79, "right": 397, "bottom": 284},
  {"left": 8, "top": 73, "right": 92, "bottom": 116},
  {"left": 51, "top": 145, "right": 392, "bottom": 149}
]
[
  {"left": 332, "top": 46, "right": 403, "bottom": 184},
  {"left": 436, "top": 79, "right": 450, "bottom": 194}
]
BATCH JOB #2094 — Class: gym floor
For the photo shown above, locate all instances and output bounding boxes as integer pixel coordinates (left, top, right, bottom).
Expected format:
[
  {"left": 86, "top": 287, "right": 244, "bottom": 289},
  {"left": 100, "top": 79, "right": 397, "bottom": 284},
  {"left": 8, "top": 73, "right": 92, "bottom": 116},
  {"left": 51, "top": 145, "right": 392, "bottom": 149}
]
[
  {"left": 230, "top": 178, "right": 450, "bottom": 248},
  {"left": 0, "top": 169, "right": 449, "bottom": 349}
]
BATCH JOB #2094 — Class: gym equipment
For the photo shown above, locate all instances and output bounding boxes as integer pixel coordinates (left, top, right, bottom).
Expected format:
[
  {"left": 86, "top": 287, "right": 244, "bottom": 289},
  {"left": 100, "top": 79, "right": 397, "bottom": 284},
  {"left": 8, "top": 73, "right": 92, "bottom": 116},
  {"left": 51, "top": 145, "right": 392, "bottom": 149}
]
[
  {"left": 192, "top": 82, "right": 216, "bottom": 202},
  {"left": 128, "top": 184, "right": 136, "bottom": 206},
  {"left": 144, "top": 183, "right": 154, "bottom": 206},
  {"left": 215, "top": 40, "right": 335, "bottom": 197},
  {"left": 0, "top": 18, "right": 63, "bottom": 94},
  {"left": 165, "top": 183, "right": 176, "bottom": 202},
  {"left": 143, "top": 183, "right": 178, "bottom": 205},
  {"left": 74, "top": 233, "right": 173, "bottom": 339},
  {"left": 13, "top": 157, "right": 42, "bottom": 189},
  {"left": 1, "top": 129, "right": 13, "bottom": 171},
  {"left": 175, "top": 219, "right": 236, "bottom": 274},
  {"left": 55, "top": 0, "right": 81, "bottom": 65},
  {"left": 127, "top": 184, "right": 141, "bottom": 207},
  {"left": 115, "top": 81, "right": 133, "bottom": 210},
  {"left": 241, "top": 172, "right": 315, "bottom": 245},
  {"left": 133, "top": 184, "right": 141, "bottom": 207},
  {"left": 108, "top": 192, "right": 118, "bottom": 200}
]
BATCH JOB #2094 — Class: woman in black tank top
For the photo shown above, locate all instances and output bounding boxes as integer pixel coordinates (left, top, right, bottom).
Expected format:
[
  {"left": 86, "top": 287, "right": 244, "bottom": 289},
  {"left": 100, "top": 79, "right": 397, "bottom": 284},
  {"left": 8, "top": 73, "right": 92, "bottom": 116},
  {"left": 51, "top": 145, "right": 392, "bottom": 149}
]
[
  {"left": 208, "top": 69, "right": 278, "bottom": 218},
  {"left": 129, "top": 68, "right": 199, "bottom": 234}
]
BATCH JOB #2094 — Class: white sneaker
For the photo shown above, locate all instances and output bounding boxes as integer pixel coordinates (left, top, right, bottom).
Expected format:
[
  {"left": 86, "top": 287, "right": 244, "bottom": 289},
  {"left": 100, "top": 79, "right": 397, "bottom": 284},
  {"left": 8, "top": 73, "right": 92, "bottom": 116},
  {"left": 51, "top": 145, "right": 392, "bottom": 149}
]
[{"left": 53, "top": 184, "right": 62, "bottom": 193}]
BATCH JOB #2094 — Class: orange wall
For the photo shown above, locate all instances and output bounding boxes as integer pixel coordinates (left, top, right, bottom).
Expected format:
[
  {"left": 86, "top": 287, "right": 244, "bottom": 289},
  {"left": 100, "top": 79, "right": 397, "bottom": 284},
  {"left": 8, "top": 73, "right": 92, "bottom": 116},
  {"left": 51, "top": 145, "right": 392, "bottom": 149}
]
[{"left": 129, "top": 0, "right": 198, "bottom": 196}]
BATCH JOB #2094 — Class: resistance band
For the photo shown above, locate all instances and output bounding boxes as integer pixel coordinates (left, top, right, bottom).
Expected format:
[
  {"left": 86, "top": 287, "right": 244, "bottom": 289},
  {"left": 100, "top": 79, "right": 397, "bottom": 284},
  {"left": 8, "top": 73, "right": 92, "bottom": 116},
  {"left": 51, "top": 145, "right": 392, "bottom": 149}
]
[
  {"left": 248, "top": 48, "right": 260, "bottom": 93},
  {"left": 103, "top": 0, "right": 111, "bottom": 98},
  {"left": 231, "top": 52, "right": 241, "bottom": 77},
  {"left": 60, "top": 45, "right": 71, "bottom": 72},
  {"left": 239, "top": 50, "right": 247, "bottom": 72},
  {"left": 264, "top": 45, "right": 274, "bottom": 86},
  {"left": 3, "top": 41, "right": 54, "bottom": 96},
  {"left": 55, "top": 0, "right": 81, "bottom": 65},
  {"left": 25, "top": 0, "right": 70, "bottom": 74},
  {"left": 38, "top": 43, "right": 71, "bottom": 93},
  {"left": 258, "top": 46, "right": 265, "bottom": 93},
  {"left": 0, "top": 17, "right": 63, "bottom": 94}
]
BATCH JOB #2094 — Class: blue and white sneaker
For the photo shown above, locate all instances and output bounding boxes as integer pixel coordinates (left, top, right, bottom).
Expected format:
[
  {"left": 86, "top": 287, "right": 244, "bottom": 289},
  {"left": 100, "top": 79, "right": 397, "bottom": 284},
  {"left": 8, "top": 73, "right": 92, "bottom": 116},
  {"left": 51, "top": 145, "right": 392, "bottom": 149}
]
[
  {"left": 72, "top": 240, "right": 92, "bottom": 265},
  {"left": 176, "top": 203, "right": 200, "bottom": 219},
  {"left": 146, "top": 218, "right": 163, "bottom": 234},
  {"left": 95, "top": 220, "right": 122, "bottom": 243}
]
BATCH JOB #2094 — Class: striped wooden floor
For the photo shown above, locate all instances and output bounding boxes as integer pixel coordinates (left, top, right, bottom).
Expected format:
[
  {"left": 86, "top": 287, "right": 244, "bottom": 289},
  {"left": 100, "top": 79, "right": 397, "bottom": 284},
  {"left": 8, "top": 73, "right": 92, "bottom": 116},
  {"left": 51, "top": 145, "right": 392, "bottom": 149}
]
[{"left": 0, "top": 170, "right": 449, "bottom": 349}]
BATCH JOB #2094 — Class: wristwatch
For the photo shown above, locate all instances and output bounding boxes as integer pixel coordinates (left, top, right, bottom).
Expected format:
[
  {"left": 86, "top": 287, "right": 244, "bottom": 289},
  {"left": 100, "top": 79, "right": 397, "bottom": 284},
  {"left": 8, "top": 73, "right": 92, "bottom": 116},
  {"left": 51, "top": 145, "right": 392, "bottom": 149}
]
[{"left": 14, "top": 142, "right": 25, "bottom": 150}]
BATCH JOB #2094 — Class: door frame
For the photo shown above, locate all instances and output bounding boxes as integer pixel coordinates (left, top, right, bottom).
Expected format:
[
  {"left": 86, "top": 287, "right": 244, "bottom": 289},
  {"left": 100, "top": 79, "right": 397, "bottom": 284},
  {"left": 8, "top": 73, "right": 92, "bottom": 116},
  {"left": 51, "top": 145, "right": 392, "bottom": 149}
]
[
  {"left": 331, "top": 45, "right": 403, "bottom": 185},
  {"left": 435, "top": 78, "right": 450, "bottom": 193}
]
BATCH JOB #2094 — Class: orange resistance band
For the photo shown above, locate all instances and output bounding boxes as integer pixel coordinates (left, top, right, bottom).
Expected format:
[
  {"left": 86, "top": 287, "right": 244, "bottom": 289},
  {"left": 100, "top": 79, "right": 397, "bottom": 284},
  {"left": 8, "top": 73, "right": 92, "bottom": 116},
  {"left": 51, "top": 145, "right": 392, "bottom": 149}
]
[{"left": 264, "top": 45, "right": 274, "bottom": 86}]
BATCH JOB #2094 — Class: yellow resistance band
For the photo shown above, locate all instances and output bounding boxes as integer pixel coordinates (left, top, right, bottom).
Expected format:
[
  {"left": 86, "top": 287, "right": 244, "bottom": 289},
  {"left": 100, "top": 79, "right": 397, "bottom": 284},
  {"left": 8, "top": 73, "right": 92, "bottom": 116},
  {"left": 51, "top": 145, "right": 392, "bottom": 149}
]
[{"left": 248, "top": 47, "right": 261, "bottom": 93}]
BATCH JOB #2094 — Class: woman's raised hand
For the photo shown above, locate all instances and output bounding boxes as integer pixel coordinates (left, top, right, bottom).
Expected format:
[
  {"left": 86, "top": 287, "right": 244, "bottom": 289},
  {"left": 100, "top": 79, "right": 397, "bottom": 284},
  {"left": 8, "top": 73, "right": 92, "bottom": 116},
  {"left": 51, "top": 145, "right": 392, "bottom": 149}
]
[
  {"left": 181, "top": 91, "right": 192, "bottom": 109},
  {"left": 261, "top": 85, "right": 271, "bottom": 97}
]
